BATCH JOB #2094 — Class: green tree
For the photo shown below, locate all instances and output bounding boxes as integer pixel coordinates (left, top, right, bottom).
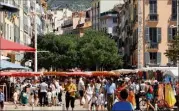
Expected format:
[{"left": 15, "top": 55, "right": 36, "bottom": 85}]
[
  {"left": 78, "top": 30, "right": 123, "bottom": 71},
  {"left": 37, "top": 33, "right": 78, "bottom": 71},
  {"left": 165, "top": 35, "right": 179, "bottom": 65}
]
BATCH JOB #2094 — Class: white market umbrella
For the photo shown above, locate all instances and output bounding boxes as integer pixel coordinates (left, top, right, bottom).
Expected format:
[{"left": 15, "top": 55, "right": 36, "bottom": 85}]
[{"left": 0, "top": 56, "right": 9, "bottom": 60}]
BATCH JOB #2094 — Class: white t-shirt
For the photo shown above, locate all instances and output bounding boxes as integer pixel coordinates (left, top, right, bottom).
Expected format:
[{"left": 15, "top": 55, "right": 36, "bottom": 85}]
[
  {"left": 78, "top": 80, "right": 84, "bottom": 91},
  {"left": 40, "top": 82, "right": 48, "bottom": 93},
  {"left": 47, "top": 92, "right": 52, "bottom": 99}
]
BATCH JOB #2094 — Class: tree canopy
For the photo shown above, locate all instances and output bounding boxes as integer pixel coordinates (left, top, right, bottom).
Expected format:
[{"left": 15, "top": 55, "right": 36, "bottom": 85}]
[
  {"left": 23, "top": 30, "right": 123, "bottom": 71},
  {"left": 165, "top": 35, "right": 179, "bottom": 65}
]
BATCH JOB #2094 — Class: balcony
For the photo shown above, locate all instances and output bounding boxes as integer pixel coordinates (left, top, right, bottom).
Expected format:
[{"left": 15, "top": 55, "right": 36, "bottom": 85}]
[
  {"left": 146, "top": 43, "right": 158, "bottom": 51},
  {"left": 148, "top": 14, "right": 158, "bottom": 21},
  {"left": 148, "top": 60, "right": 158, "bottom": 66}
]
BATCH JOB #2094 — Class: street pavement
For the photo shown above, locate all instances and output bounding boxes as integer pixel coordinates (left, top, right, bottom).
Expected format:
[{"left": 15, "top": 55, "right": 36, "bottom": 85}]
[{"left": 4, "top": 93, "right": 87, "bottom": 110}]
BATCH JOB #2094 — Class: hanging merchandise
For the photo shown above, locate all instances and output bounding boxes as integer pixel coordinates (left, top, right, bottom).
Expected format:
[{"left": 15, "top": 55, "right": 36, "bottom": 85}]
[{"left": 165, "top": 84, "right": 176, "bottom": 108}]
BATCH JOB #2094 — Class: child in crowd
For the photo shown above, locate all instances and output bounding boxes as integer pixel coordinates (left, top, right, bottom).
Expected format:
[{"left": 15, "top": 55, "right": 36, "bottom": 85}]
[
  {"left": 47, "top": 89, "right": 52, "bottom": 107},
  {"left": 97, "top": 90, "right": 105, "bottom": 110},
  {"left": 88, "top": 93, "right": 97, "bottom": 111},
  {"left": 13, "top": 90, "right": 18, "bottom": 109}
]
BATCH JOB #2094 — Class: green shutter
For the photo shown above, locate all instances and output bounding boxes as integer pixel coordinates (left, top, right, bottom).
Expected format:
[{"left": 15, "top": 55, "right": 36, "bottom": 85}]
[
  {"left": 145, "top": 52, "right": 150, "bottom": 65},
  {"left": 168, "top": 27, "right": 172, "bottom": 41},
  {"left": 157, "top": 28, "right": 161, "bottom": 43},
  {"left": 157, "top": 52, "right": 161, "bottom": 65},
  {"left": 145, "top": 27, "right": 150, "bottom": 43}
]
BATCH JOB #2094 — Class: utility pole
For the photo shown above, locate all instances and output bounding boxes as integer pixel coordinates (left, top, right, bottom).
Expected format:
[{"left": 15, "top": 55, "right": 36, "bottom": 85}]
[
  {"left": 137, "top": 0, "right": 143, "bottom": 69},
  {"left": 34, "top": 0, "right": 37, "bottom": 72},
  {"left": 177, "top": 0, "right": 179, "bottom": 80}
]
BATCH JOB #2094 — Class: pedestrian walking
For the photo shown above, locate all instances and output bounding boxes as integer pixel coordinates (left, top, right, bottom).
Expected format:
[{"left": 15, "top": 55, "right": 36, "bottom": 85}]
[
  {"left": 105, "top": 79, "right": 116, "bottom": 111},
  {"left": 39, "top": 79, "right": 48, "bottom": 106},
  {"left": 13, "top": 90, "right": 18, "bottom": 109},
  {"left": 65, "top": 78, "right": 77, "bottom": 111},
  {"left": 0, "top": 88, "right": 4, "bottom": 110}
]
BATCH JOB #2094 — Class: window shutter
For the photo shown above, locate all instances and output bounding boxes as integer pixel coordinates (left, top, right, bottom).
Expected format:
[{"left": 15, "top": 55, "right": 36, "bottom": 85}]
[
  {"left": 145, "top": 52, "right": 150, "bottom": 65},
  {"left": 157, "top": 52, "right": 161, "bottom": 65},
  {"left": 168, "top": 27, "right": 172, "bottom": 41},
  {"left": 157, "top": 28, "right": 161, "bottom": 43},
  {"left": 145, "top": 27, "right": 150, "bottom": 43}
]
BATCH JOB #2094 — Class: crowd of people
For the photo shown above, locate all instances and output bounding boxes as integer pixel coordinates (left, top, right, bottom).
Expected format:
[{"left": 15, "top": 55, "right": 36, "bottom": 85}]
[{"left": 0, "top": 75, "right": 178, "bottom": 111}]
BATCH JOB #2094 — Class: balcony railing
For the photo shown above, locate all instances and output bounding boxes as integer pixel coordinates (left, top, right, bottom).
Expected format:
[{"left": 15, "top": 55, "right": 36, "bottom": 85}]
[
  {"left": 146, "top": 43, "right": 158, "bottom": 49},
  {"left": 149, "top": 60, "right": 158, "bottom": 65},
  {"left": 23, "top": 25, "right": 28, "bottom": 33},
  {"left": 148, "top": 14, "right": 158, "bottom": 21}
]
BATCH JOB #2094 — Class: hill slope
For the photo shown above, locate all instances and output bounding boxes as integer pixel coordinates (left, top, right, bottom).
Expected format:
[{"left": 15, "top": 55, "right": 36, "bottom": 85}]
[{"left": 47, "top": 0, "right": 92, "bottom": 11}]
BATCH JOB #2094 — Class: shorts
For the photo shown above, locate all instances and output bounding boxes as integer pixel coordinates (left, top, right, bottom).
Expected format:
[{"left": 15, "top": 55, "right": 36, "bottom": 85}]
[
  {"left": 0, "top": 101, "right": 4, "bottom": 109},
  {"left": 91, "top": 103, "right": 97, "bottom": 107},
  {"left": 52, "top": 91, "right": 57, "bottom": 97},
  {"left": 79, "top": 90, "right": 84, "bottom": 97},
  {"left": 48, "top": 98, "right": 52, "bottom": 103}
]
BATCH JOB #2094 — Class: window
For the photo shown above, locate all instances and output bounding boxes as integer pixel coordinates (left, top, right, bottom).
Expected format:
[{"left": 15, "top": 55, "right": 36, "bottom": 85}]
[
  {"left": 149, "top": 28, "right": 157, "bottom": 42},
  {"left": 149, "top": 52, "right": 157, "bottom": 64},
  {"left": 172, "top": 0, "right": 177, "bottom": 21},
  {"left": 168, "top": 27, "right": 177, "bottom": 41},
  {"left": 149, "top": 0, "right": 158, "bottom": 21},
  {"left": 145, "top": 27, "right": 161, "bottom": 43},
  {"left": 113, "top": 17, "right": 117, "bottom": 23}
]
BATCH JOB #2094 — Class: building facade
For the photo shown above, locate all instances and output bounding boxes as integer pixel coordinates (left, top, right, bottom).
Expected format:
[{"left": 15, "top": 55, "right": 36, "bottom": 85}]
[
  {"left": 44, "top": 8, "right": 72, "bottom": 35},
  {"left": 115, "top": 0, "right": 177, "bottom": 68},
  {"left": 100, "top": 10, "right": 118, "bottom": 37},
  {"left": 91, "top": 0, "right": 124, "bottom": 31},
  {"left": 0, "top": 0, "right": 46, "bottom": 64}
]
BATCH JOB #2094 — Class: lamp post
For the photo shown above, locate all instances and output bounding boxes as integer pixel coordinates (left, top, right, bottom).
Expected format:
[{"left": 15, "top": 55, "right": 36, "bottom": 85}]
[
  {"left": 177, "top": 0, "right": 179, "bottom": 81},
  {"left": 170, "top": 0, "right": 179, "bottom": 81}
]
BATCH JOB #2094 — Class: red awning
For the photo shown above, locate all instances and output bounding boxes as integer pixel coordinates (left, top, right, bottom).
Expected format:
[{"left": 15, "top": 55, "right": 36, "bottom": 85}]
[{"left": 0, "top": 37, "right": 35, "bottom": 51}]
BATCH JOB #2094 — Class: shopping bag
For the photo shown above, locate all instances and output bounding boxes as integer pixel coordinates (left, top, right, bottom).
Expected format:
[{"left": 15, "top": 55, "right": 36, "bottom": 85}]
[
  {"left": 81, "top": 97, "right": 85, "bottom": 105},
  {"left": 165, "top": 84, "right": 176, "bottom": 108}
]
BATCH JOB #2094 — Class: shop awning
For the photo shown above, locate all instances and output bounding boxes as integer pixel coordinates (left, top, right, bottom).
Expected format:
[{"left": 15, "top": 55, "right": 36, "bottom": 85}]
[
  {"left": 0, "top": 60, "right": 30, "bottom": 71},
  {"left": 0, "top": 37, "right": 35, "bottom": 51},
  {"left": 0, "top": 2, "right": 19, "bottom": 12}
]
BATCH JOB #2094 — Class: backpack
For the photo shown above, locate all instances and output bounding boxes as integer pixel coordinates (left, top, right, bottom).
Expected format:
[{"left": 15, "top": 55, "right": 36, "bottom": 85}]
[{"left": 149, "top": 86, "right": 153, "bottom": 93}]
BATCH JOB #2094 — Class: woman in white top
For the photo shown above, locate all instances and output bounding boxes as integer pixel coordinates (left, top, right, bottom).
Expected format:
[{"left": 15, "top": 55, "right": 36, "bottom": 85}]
[
  {"left": 85, "top": 82, "right": 94, "bottom": 110},
  {"left": 50, "top": 83, "right": 57, "bottom": 106}
]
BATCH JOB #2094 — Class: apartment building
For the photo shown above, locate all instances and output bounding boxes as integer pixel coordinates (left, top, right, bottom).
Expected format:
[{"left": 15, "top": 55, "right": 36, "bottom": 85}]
[
  {"left": 115, "top": 0, "right": 177, "bottom": 68},
  {"left": 0, "top": 0, "right": 46, "bottom": 63},
  {"left": 100, "top": 10, "right": 118, "bottom": 37},
  {"left": 44, "top": 8, "right": 72, "bottom": 34},
  {"left": 91, "top": 0, "right": 124, "bottom": 31},
  {"left": 61, "top": 11, "right": 86, "bottom": 35}
]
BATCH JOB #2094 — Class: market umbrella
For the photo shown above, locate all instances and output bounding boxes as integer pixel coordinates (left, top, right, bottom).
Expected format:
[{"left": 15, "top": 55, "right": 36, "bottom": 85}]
[
  {"left": 43, "top": 72, "right": 67, "bottom": 76},
  {"left": 0, "top": 60, "right": 30, "bottom": 71},
  {"left": 112, "top": 69, "right": 137, "bottom": 75},
  {"left": 0, "top": 56, "right": 9, "bottom": 60},
  {"left": 0, "top": 2, "right": 19, "bottom": 12},
  {"left": 66, "top": 71, "right": 92, "bottom": 76}
]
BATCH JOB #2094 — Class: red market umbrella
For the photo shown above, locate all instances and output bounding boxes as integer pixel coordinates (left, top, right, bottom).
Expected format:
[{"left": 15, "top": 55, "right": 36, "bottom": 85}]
[
  {"left": 66, "top": 72, "right": 92, "bottom": 76},
  {"left": 0, "top": 37, "right": 35, "bottom": 51},
  {"left": 0, "top": 72, "right": 12, "bottom": 76},
  {"left": 43, "top": 72, "right": 67, "bottom": 76},
  {"left": 0, "top": 72, "right": 41, "bottom": 77}
]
